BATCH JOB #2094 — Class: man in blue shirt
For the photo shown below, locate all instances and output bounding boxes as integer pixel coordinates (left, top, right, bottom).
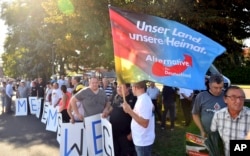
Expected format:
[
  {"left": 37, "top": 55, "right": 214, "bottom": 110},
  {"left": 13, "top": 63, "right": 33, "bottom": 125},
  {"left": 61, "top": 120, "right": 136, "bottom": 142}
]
[{"left": 5, "top": 80, "right": 14, "bottom": 113}]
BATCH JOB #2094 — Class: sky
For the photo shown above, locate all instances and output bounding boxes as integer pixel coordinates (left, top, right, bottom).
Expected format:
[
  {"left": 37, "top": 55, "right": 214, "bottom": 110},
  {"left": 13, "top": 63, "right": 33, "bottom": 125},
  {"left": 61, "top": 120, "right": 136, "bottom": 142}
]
[
  {"left": 0, "top": 0, "right": 12, "bottom": 56},
  {"left": 0, "top": 19, "right": 8, "bottom": 54}
]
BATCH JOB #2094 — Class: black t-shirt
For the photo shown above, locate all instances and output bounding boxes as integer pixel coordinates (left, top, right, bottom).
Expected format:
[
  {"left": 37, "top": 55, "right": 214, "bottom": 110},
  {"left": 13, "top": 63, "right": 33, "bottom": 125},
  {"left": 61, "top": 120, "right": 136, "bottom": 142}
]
[
  {"left": 30, "top": 86, "right": 38, "bottom": 96},
  {"left": 109, "top": 93, "right": 137, "bottom": 137},
  {"left": 162, "top": 85, "right": 177, "bottom": 103},
  {"left": 37, "top": 82, "right": 45, "bottom": 97}
]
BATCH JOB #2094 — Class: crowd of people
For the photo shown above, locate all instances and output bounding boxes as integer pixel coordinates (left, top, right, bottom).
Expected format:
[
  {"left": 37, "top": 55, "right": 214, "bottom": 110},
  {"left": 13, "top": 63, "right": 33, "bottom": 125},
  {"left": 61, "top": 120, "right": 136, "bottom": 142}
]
[{"left": 1, "top": 74, "right": 250, "bottom": 156}]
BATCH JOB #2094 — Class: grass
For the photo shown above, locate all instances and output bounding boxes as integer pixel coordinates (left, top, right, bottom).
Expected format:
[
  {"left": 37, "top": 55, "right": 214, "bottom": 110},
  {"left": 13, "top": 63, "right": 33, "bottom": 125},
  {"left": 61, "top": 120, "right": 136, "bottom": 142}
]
[
  {"left": 152, "top": 101, "right": 250, "bottom": 156},
  {"left": 152, "top": 100, "right": 187, "bottom": 156}
]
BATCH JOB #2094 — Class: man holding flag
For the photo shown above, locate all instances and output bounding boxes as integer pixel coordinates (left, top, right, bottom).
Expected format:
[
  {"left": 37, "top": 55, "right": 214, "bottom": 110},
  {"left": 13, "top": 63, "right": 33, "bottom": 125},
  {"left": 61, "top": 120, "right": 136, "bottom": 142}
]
[{"left": 123, "top": 80, "right": 155, "bottom": 156}]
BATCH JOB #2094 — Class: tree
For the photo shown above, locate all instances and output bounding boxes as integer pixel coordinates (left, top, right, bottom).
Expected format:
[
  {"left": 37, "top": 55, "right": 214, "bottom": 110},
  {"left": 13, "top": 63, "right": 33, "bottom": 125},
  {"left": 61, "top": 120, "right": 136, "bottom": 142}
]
[
  {"left": 1, "top": 0, "right": 249, "bottom": 78},
  {"left": 1, "top": 0, "right": 53, "bottom": 79}
]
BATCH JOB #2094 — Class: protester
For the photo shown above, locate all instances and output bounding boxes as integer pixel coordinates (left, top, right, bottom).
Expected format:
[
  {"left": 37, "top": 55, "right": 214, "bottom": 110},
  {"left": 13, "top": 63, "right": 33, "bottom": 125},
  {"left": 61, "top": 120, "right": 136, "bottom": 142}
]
[
  {"left": 71, "top": 76, "right": 84, "bottom": 95},
  {"left": 59, "top": 85, "right": 71, "bottom": 122},
  {"left": 109, "top": 81, "right": 117, "bottom": 103},
  {"left": 110, "top": 83, "right": 137, "bottom": 156},
  {"left": 192, "top": 74, "right": 226, "bottom": 155},
  {"left": 67, "top": 78, "right": 85, "bottom": 123},
  {"left": 5, "top": 80, "right": 14, "bottom": 113},
  {"left": 70, "top": 77, "right": 112, "bottom": 120},
  {"left": 30, "top": 81, "right": 38, "bottom": 96},
  {"left": 192, "top": 74, "right": 226, "bottom": 138},
  {"left": 57, "top": 75, "right": 67, "bottom": 89},
  {"left": 211, "top": 86, "right": 250, "bottom": 156},
  {"left": 51, "top": 82, "right": 62, "bottom": 107},
  {"left": 44, "top": 81, "right": 53, "bottom": 105},
  {"left": 16, "top": 80, "right": 30, "bottom": 114},
  {"left": 179, "top": 87, "right": 193, "bottom": 126},
  {"left": 0, "top": 81, "right": 7, "bottom": 113},
  {"left": 81, "top": 75, "right": 89, "bottom": 87},
  {"left": 30, "top": 78, "right": 38, "bottom": 88},
  {"left": 66, "top": 76, "right": 74, "bottom": 93},
  {"left": 147, "top": 81, "right": 161, "bottom": 122},
  {"left": 100, "top": 77, "right": 113, "bottom": 101},
  {"left": 16, "top": 80, "right": 29, "bottom": 99},
  {"left": 161, "top": 85, "right": 177, "bottom": 131},
  {"left": 123, "top": 80, "right": 155, "bottom": 156},
  {"left": 37, "top": 77, "right": 45, "bottom": 118}
]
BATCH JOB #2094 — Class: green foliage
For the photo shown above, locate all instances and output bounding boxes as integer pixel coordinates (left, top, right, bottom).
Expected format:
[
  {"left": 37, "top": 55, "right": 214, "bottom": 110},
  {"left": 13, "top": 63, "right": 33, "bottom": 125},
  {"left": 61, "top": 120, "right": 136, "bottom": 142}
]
[
  {"left": 221, "top": 64, "right": 250, "bottom": 84},
  {"left": 0, "top": 0, "right": 249, "bottom": 79}
]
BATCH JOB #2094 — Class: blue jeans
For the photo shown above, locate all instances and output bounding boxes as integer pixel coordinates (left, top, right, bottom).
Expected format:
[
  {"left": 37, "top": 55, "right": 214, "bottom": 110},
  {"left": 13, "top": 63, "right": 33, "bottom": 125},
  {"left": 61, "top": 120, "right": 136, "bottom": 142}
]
[{"left": 135, "top": 144, "right": 153, "bottom": 156}]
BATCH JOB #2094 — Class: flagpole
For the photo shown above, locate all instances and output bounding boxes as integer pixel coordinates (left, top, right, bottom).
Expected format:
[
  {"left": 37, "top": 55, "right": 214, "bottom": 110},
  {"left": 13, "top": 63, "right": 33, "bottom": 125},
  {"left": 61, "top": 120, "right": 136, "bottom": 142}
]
[{"left": 121, "top": 84, "right": 127, "bottom": 103}]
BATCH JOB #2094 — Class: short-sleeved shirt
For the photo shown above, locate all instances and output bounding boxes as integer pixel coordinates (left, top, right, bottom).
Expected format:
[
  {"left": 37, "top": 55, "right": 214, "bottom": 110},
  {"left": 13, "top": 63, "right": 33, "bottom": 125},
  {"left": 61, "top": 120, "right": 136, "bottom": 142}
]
[
  {"left": 17, "top": 86, "right": 29, "bottom": 98},
  {"left": 147, "top": 87, "right": 160, "bottom": 100},
  {"left": 211, "top": 107, "right": 250, "bottom": 156},
  {"left": 100, "top": 85, "right": 113, "bottom": 99},
  {"left": 179, "top": 88, "right": 193, "bottom": 99},
  {"left": 51, "top": 88, "right": 62, "bottom": 106},
  {"left": 192, "top": 91, "right": 226, "bottom": 133},
  {"left": 37, "top": 82, "right": 45, "bottom": 98},
  {"left": 74, "top": 88, "right": 108, "bottom": 117},
  {"left": 131, "top": 93, "right": 155, "bottom": 146},
  {"left": 30, "top": 86, "right": 38, "bottom": 97},
  {"left": 162, "top": 86, "right": 176, "bottom": 104},
  {"left": 110, "top": 93, "right": 137, "bottom": 137},
  {"left": 59, "top": 92, "right": 71, "bottom": 109}
]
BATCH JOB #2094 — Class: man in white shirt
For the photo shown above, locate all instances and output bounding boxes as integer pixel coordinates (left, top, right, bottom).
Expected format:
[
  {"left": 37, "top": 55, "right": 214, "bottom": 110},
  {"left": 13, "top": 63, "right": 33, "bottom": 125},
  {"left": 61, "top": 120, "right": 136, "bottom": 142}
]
[
  {"left": 51, "top": 82, "right": 62, "bottom": 107},
  {"left": 146, "top": 81, "right": 161, "bottom": 121},
  {"left": 123, "top": 81, "right": 155, "bottom": 156},
  {"left": 57, "top": 75, "right": 67, "bottom": 89}
]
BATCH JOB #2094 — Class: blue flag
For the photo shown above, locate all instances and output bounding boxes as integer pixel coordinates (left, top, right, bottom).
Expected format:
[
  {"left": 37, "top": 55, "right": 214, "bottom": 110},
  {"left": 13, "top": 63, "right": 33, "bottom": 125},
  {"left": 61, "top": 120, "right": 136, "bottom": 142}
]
[{"left": 109, "top": 6, "right": 226, "bottom": 90}]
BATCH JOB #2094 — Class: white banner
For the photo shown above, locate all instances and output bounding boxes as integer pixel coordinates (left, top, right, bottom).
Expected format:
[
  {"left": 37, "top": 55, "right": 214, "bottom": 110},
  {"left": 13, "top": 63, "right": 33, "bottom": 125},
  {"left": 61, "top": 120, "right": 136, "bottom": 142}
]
[
  {"left": 45, "top": 105, "right": 59, "bottom": 132},
  {"left": 35, "top": 98, "right": 42, "bottom": 118},
  {"left": 28, "top": 96, "right": 39, "bottom": 115},
  {"left": 41, "top": 102, "right": 50, "bottom": 124},
  {"left": 85, "top": 114, "right": 103, "bottom": 156},
  {"left": 15, "top": 98, "right": 28, "bottom": 116},
  {"left": 101, "top": 118, "right": 114, "bottom": 156},
  {"left": 60, "top": 122, "right": 87, "bottom": 156},
  {"left": 57, "top": 113, "right": 62, "bottom": 144}
]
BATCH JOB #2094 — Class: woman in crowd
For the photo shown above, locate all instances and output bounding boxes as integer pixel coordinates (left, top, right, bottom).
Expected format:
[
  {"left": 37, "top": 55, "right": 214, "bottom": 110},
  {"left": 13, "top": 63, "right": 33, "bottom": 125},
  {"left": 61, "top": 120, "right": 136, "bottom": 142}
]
[
  {"left": 67, "top": 84, "right": 84, "bottom": 123},
  {"left": 59, "top": 85, "right": 71, "bottom": 122}
]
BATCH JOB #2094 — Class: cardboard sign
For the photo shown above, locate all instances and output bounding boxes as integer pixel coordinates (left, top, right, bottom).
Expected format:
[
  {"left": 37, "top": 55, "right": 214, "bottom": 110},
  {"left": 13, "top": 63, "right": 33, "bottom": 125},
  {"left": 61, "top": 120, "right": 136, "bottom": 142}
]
[
  {"left": 46, "top": 105, "right": 59, "bottom": 132},
  {"left": 41, "top": 102, "right": 50, "bottom": 124},
  {"left": 186, "top": 132, "right": 209, "bottom": 156},
  {"left": 60, "top": 122, "right": 87, "bottom": 156},
  {"left": 15, "top": 98, "right": 28, "bottom": 116}
]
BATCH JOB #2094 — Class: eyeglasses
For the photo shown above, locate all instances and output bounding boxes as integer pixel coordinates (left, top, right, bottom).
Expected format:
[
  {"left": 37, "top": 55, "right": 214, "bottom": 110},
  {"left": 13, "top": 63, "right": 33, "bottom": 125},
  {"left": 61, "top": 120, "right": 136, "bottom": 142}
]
[{"left": 225, "top": 95, "right": 245, "bottom": 101}]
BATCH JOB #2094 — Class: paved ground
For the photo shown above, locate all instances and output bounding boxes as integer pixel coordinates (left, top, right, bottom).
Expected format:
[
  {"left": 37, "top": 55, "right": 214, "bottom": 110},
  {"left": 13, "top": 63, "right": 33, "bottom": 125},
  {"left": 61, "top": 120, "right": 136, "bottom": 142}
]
[{"left": 0, "top": 112, "right": 59, "bottom": 156}]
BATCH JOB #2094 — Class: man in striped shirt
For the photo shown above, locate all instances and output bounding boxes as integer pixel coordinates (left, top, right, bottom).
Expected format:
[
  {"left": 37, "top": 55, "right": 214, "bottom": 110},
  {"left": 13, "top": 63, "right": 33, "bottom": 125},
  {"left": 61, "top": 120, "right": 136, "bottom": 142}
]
[{"left": 100, "top": 77, "right": 113, "bottom": 101}]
